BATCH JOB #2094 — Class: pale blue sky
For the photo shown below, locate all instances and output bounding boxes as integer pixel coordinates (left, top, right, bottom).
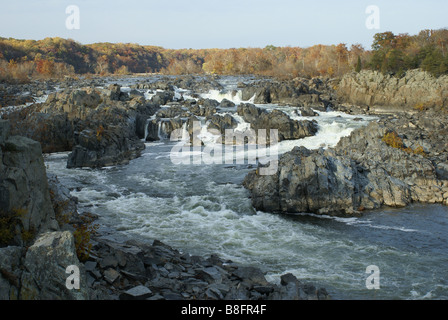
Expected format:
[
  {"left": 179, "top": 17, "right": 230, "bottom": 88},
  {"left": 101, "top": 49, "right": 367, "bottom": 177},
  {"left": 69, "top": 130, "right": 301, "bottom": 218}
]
[{"left": 1, "top": 0, "right": 447, "bottom": 49}]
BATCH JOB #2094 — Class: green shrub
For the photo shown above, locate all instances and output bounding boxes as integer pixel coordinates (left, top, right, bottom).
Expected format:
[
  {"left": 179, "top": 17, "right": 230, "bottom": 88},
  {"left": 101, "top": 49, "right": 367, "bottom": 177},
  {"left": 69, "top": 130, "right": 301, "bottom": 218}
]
[{"left": 72, "top": 213, "right": 99, "bottom": 262}]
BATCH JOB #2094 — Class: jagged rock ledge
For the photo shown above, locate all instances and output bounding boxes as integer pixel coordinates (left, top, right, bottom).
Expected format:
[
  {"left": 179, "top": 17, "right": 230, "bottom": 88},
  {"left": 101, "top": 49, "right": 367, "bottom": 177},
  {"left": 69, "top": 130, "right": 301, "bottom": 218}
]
[
  {"left": 334, "top": 69, "right": 448, "bottom": 115},
  {"left": 243, "top": 109, "right": 448, "bottom": 216}
]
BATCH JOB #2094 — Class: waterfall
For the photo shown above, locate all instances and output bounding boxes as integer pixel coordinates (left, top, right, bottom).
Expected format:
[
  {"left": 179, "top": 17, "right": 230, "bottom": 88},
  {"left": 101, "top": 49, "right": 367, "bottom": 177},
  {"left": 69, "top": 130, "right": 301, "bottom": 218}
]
[
  {"left": 157, "top": 121, "right": 163, "bottom": 140},
  {"left": 199, "top": 89, "right": 247, "bottom": 104},
  {"left": 157, "top": 120, "right": 171, "bottom": 140},
  {"left": 143, "top": 118, "right": 151, "bottom": 141},
  {"left": 181, "top": 121, "right": 189, "bottom": 141}
]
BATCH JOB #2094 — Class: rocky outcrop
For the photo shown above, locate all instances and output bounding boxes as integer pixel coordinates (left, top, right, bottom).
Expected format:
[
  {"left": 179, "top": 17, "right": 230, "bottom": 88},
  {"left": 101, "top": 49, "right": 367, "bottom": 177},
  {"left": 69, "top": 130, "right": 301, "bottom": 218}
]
[
  {"left": 206, "top": 114, "right": 239, "bottom": 136},
  {"left": 66, "top": 125, "right": 145, "bottom": 169},
  {"left": 0, "top": 121, "right": 90, "bottom": 300},
  {"left": 240, "top": 78, "right": 336, "bottom": 110},
  {"left": 0, "top": 80, "right": 56, "bottom": 109},
  {"left": 150, "top": 91, "right": 174, "bottom": 105},
  {"left": 5, "top": 84, "right": 159, "bottom": 168},
  {"left": 241, "top": 81, "right": 307, "bottom": 105},
  {"left": 244, "top": 114, "right": 448, "bottom": 216},
  {"left": 0, "top": 231, "right": 90, "bottom": 300},
  {"left": 0, "top": 246, "right": 24, "bottom": 299},
  {"left": 220, "top": 98, "right": 236, "bottom": 108},
  {"left": 132, "top": 75, "right": 224, "bottom": 94},
  {"left": 336, "top": 69, "right": 448, "bottom": 114},
  {"left": 237, "top": 104, "right": 318, "bottom": 142},
  {"left": 40, "top": 88, "right": 103, "bottom": 120},
  {"left": 46, "top": 173, "right": 79, "bottom": 226},
  {"left": 1, "top": 120, "right": 58, "bottom": 246},
  {"left": 54, "top": 85, "right": 159, "bottom": 168}
]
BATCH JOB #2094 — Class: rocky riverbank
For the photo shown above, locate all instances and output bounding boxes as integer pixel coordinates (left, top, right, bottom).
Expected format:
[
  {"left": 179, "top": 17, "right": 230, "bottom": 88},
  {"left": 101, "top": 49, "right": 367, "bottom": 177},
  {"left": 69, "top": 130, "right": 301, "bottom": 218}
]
[
  {"left": 85, "top": 230, "right": 330, "bottom": 300},
  {"left": 1, "top": 228, "right": 330, "bottom": 300},
  {"left": 334, "top": 69, "right": 448, "bottom": 114}
]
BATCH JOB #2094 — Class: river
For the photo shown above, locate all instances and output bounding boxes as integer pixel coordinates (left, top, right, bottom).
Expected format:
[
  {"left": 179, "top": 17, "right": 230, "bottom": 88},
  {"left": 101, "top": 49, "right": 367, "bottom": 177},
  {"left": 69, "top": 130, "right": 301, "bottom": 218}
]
[{"left": 43, "top": 75, "right": 448, "bottom": 300}]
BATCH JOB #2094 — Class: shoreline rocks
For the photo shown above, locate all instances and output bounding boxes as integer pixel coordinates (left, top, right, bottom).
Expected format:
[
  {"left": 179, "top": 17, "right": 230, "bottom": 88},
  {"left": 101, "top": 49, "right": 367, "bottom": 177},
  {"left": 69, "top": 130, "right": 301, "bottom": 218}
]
[
  {"left": 83, "top": 231, "right": 330, "bottom": 301},
  {"left": 1, "top": 120, "right": 59, "bottom": 246},
  {"left": 244, "top": 112, "right": 448, "bottom": 216},
  {"left": 335, "top": 69, "right": 448, "bottom": 114}
]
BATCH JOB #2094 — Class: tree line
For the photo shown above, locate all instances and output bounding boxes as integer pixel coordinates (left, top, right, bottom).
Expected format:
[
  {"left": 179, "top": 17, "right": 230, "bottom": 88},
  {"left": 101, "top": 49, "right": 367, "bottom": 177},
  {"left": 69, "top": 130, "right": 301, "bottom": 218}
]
[{"left": 1, "top": 28, "right": 447, "bottom": 83}]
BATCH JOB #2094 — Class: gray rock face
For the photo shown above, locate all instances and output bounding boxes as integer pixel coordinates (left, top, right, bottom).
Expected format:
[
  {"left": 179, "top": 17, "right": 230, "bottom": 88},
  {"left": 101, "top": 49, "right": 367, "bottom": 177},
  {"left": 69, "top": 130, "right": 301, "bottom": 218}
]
[
  {"left": 1, "top": 127, "right": 58, "bottom": 246},
  {"left": 0, "top": 119, "right": 10, "bottom": 144},
  {"left": 0, "top": 123, "right": 84, "bottom": 300},
  {"left": 66, "top": 126, "right": 145, "bottom": 169},
  {"left": 244, "top": 147, "right": 359, "bottom": 215},
  {"left": 206, "top": 114, "right": 239, "bottom": 136},
  {"left": 132, "top": 75, "right": 223, "bottom": 94},
  {"left": 0, "top": 246, "right": 24, "bottom": 299},
  {"left": 0, "top": 232, "right": 91, "bottom": 301},
  {"left": 6, "top": 84, "right": 158, "bottom": 168},
  {"left": 244, "top": 120, "right": 448, "bottom": 216},
  {"left": 336, "top": 69, "right": 448, "bottom": 113},
  {"left": 237, "top": 104, "right": 318, "bottom": 142},
  {"left": 47, "top": 173, "right": 79, "bottom": 225},
  {"left": 220, "top": 98, "right": 236, "bottom": 108},
  {"left": 41, "top": 88, "right": 103, "bottom": 120},
  {"left": 20, "top": 231, "right": 89, "bottom": 300},
  {"left": 150, "top": 91, "right": 174, "bottom": 105},
  {"left": 240, "top": 78, "right": 334, "bottom": 107}
]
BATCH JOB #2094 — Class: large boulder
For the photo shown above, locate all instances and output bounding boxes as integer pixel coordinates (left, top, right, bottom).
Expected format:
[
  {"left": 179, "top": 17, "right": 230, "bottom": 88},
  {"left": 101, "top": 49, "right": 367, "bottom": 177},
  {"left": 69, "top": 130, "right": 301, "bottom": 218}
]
[
  {"left": 67, "top": 126, "right": 145, "bottom": 168},
  {"left": 241, "top": 85, "right": 271, "bottom": 104},
  {"left": 20, "top": 231, "right": 89, "bottom": 300},
  {"left": 206, "top": 114, "right": 239, "bottom": 136},
  {"left": 41, "top": 88, "right": 103, "bottom": 120},
  {"left": 237, "top": 104, "right": 318, "bottom": 142},
  {"left": 150, "top": 91, "right": 174, "bottom": 105},
  {"left": 240, "top": 80, "right": 313, "bottom": 105}
]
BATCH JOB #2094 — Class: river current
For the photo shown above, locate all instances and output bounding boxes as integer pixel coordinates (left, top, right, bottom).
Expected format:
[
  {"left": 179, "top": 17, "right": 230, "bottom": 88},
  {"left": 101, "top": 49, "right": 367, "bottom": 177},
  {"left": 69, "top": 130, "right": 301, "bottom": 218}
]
[{"left": 43, "top": 76, "right": 448, "bottom": 300}]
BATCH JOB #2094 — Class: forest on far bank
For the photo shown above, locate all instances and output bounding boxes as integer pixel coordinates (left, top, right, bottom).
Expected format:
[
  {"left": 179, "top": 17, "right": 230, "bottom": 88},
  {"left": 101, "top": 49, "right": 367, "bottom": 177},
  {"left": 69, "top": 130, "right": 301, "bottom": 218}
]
[{"left": 1, "top": 28, "right": 448, "bottom": 83}]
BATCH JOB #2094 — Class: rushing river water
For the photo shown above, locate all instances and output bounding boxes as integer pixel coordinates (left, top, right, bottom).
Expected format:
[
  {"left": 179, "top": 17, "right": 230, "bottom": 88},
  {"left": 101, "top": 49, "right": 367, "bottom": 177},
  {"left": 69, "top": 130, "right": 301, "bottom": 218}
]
[{"left": 43, "top": 76, "right": 448, "bottom": 300}]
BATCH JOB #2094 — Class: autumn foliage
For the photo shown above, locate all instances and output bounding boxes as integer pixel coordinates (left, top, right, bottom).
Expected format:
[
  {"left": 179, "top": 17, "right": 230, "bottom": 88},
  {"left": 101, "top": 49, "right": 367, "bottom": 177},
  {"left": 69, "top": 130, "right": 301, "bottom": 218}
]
[
  {"left": 1, "top": 28, "right": 448, "bottom": 83},
  {"left": 382, "top": 131, "right": 427, "bottom": 156},
  {"left": 368, "top": 29, "right": 448, "bottom": 77}
]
